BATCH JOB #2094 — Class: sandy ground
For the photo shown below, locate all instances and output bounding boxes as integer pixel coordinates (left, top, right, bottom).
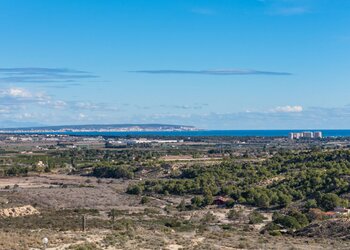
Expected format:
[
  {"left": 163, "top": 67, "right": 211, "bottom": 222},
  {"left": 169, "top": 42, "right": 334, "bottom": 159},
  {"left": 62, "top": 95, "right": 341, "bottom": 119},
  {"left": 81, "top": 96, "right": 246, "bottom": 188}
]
[
  {"left": 22, "top": 227, "right": 350, "bottom": 250},
  {"left": 0, "top": 174, "right": 151, "bottom": 210}
]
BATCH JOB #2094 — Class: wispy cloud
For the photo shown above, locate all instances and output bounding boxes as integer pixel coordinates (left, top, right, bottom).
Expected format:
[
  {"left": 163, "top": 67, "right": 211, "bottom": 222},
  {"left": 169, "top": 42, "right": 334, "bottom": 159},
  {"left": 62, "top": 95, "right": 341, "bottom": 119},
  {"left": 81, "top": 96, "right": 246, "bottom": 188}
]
[
  {"left": 131, "top": 69, "right": 292, "bottom": 76},
  {"left": 271, "top": 105, "right": 303, "bottom": 113},
  {"left": 0, "top": 67, "right": 98, "bottom": 83},
  {"left": 261, "top": 0, "right": 313, "bottom": 16}
]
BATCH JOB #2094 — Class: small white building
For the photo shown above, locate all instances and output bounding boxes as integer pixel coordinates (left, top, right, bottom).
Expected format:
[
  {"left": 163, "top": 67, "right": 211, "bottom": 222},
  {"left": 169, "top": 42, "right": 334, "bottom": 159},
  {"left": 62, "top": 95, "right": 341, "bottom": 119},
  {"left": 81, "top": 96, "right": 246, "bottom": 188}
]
[{"left": 334, "top": 207, "right": 350, "bottom": 216}]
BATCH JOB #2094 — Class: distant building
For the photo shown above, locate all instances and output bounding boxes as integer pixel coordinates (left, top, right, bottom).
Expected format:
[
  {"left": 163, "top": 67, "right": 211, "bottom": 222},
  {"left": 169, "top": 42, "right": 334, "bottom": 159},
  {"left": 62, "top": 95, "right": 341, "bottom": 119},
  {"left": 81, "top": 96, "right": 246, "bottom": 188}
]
[
  {"left": 289, "top": 131, "right": 322, "bottom": 140},
  {"left": 314, "top": 131, "right": 323, "bottom": 139},
  {"left": 302, "top": 131, "right": 314, "bottom": 138},
  {"left": 289, "top": 132, "right": 302, "bottom": 140}
]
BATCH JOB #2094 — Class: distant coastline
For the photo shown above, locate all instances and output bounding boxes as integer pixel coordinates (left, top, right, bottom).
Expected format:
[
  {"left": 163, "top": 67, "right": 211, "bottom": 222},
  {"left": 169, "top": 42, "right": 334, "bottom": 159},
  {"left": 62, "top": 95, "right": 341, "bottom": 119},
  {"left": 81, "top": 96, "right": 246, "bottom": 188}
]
[
  {"left": 3, "top": 129, "right": 350, "bottom": 137},
  {"left": 0, "top": 124, "right": 198, "bottom": 133}
]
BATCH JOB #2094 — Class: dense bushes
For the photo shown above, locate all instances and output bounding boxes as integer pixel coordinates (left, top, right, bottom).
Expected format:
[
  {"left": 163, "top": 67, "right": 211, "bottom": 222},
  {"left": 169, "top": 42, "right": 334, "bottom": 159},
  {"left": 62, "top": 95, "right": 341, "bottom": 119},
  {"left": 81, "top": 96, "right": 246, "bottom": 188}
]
[
  {"left": 3, "top": 166, "right": 28, "bottom": 176},
  {"left": 127, "top": 149, "right": 350, "bottom": 210},
  {"left": 316, "top": 193, "right": 348, "bottom": 211},
  {"left": 191, "top": 196, "right": 210, "bottom": 208},
  {"left": 269, "top": 210, "right": 309, "bottom": 231},
  {"left": 91, "top": 165, "right": 134, "bottom": 179}
]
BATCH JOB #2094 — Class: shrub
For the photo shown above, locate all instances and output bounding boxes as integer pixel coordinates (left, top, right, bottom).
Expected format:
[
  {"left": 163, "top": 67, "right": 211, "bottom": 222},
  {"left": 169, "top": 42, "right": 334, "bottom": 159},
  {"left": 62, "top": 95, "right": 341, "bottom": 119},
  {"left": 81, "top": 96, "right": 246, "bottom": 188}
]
[
  {"left": 248, "top": 211, "right": 266, "bottom": 224},
  {"left": 91, "top": 165, "right": 134, "bottom": 179},
  {"left": 288, "top": 211, "right": 309, "bottom": 227},
  {"left": 225, "top": 199, "right": 235, "bottom": 208},
  {"left": 164, "top": 218, "right": 182, "bottom": 228},
  {"left": 69, "top": 243, "right": 102, "bottom": 250},
  {"left": 274, "top": 215, "right": 301, "bottom": 230},
  {"left": 177, "top": 199, "right": 187, "bottom": 211},
  {"left": 140, "top": 196, "right": 150, "bottom": 204},
  {"left": 191, "top": 196, "right": 204, "bottom": 208},
  {"left": 201, "top": 212, "right": 217, "bottom": 224},
  {"left": 269, "top": 230, "right": 282, "bottom": 236},
  {"left": 126, "top": 184, "right": 143, "bottom": 195},
  {"left": 227, "top": 209, "right": 242, "bottom": 220}
]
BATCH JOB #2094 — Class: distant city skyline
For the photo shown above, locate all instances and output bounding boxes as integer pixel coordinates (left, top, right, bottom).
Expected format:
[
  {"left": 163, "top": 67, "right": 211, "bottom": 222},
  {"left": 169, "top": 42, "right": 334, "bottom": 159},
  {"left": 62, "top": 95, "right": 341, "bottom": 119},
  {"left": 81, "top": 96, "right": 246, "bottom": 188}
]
[{"left": 0, "top": 0, "right": 350, "bottom": 129}]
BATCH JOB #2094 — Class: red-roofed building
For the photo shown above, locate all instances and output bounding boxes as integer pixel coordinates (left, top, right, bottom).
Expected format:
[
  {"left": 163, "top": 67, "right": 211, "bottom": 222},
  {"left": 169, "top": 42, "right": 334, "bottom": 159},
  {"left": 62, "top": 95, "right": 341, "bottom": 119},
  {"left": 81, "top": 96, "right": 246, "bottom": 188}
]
[{"left": 214, "top": 196, "right": 232, "bottom": 206}]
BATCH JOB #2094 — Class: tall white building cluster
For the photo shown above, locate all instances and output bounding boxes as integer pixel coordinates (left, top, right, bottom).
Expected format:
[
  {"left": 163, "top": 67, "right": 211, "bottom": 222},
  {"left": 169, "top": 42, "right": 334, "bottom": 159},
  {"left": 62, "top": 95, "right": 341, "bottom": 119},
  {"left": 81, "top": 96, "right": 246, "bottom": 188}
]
[{"left": 289, "top": 131, "right": 323, "bottom": 140}]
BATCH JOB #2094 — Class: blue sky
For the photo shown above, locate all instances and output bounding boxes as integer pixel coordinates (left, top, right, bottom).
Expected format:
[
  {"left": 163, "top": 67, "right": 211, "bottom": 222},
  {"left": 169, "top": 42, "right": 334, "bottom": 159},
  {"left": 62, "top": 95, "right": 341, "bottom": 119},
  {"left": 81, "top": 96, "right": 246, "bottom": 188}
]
[{"left": 0, "top": 0, "right": 350, "bottom": 129}]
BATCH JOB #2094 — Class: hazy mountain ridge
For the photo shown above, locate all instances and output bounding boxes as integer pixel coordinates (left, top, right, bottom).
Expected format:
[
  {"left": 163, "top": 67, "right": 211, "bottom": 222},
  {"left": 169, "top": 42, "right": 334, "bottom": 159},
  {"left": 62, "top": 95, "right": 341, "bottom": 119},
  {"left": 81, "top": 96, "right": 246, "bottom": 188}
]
[{"left": 0, "top": 123, "right": 197, "bottom": 132}]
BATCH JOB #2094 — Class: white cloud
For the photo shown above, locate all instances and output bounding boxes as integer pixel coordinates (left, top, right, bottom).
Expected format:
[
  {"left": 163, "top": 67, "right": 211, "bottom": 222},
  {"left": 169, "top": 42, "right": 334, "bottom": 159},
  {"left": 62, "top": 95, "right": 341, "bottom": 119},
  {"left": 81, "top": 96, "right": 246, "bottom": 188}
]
[
  {"left": 0, "top": 87, "right": 50, "bottom": 102},
  {"left": 8, "top": 87, "right": 32, "bottom": 98},
  {"left": 271, "top": 105, "right": 303, "bottom": 113},
  {"left": 78, "top": 113, "right": 86, "bottom": 119},
  {"left": 1, "top": 87, "right": 32, "bottom": 98}
]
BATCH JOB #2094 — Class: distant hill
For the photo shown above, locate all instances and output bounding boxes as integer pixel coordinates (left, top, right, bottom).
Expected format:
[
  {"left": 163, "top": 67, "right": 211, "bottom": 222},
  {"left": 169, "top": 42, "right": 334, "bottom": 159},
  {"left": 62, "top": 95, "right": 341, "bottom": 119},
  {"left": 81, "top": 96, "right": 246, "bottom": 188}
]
[{"left": 0, "top": 124, "right": 197, "bottom": 132}]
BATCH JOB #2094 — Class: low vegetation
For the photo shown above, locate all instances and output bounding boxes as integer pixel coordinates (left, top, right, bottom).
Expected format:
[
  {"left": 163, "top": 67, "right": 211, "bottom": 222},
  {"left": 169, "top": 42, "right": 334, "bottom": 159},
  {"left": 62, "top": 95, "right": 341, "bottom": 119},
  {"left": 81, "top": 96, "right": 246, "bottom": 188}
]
[{"left": 1, "top": 135, "right": 350, "bottom": 249}]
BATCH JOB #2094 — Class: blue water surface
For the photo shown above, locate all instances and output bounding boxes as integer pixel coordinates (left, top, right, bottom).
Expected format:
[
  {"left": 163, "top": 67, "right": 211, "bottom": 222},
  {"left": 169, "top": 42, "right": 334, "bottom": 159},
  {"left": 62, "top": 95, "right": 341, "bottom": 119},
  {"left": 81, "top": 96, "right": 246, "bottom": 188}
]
[{"left": 30, "top": 130, "right": 350, "bottom": 137}]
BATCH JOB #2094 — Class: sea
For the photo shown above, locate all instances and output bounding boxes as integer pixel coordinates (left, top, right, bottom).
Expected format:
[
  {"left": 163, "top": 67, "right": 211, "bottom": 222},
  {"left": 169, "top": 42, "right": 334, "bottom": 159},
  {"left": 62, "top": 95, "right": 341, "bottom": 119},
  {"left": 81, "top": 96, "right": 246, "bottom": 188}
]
[{"left": 25, "top": 130, "right": 350, "bottom": 137}]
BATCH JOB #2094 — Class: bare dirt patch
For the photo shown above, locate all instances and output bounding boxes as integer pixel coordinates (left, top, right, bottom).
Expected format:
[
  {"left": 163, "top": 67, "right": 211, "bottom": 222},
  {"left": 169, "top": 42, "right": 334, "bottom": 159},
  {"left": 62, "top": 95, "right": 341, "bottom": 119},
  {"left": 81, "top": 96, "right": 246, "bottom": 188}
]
[
  {"left": 0, "top": 205, "right": 39, "bottom": 217},
  {"left": 0, "top": 174, "right": 144, "bottom": 210}
]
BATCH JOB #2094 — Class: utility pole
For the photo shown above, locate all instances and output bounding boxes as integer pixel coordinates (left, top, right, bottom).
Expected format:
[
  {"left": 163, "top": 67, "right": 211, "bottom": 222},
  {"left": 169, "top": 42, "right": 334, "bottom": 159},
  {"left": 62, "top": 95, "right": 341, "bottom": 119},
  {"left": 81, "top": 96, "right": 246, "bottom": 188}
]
[{"left": 82, "top": 215, "right": 86, "bottom": 231}]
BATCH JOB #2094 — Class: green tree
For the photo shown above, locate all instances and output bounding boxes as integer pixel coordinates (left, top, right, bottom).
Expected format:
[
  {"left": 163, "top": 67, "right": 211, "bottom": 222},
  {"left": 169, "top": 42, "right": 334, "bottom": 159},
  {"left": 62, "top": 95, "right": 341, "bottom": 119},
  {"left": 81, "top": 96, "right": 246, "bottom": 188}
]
[
  {"left": 278, "top": 193, "right": 292, "bottom": 207},
  {"left": 305, "top": 199, "right": 317, "bottom": 209},
  {"left": 255, "top": 193, "right": 270, "bottom": 208},
  {"left": 274, "top": 215, "right": 301, "bottom": 230},
  {"left": 318, "top": 193, "right": 341, "bottom": 211}
]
